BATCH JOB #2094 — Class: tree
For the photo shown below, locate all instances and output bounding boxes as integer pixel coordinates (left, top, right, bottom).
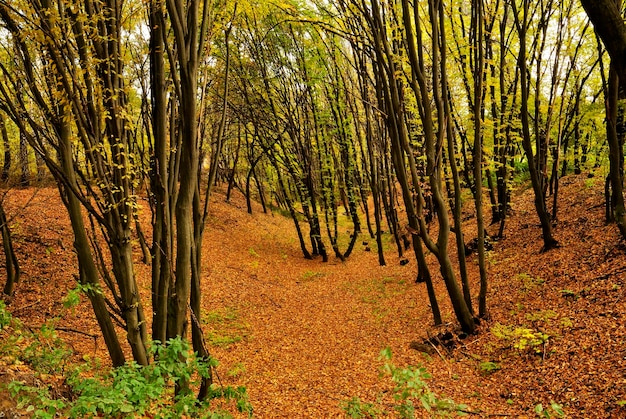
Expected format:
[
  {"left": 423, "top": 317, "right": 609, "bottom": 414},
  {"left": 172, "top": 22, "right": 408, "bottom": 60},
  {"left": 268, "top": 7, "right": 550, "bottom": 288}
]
[
  {"left": 1, "top": 196, "right": 19, "bottom": 296},
  {"left": 470, "top": 0, "right": 488, "bottom": 317},
  {"left": 0, "top": 113, "right": 10, "bottom": 181},
  {"left": 511, "top": 0, "right": 559, "bottom": 251}
]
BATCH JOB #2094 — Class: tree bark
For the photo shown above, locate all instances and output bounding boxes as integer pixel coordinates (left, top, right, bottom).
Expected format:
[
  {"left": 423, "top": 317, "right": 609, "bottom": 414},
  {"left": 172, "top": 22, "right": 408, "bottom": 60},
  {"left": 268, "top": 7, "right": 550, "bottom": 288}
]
[
  {"left": 0, "top": 114, "right": 10, "bottom": 182},
  {"left": 580, "top": 0, "right": 626, "bottom": 82},
  {"left": 1, "top": 200, "right": 19, "bottom": 296},
  {"left": 606, "top": 65, "right": 626, "bottom": 239}
]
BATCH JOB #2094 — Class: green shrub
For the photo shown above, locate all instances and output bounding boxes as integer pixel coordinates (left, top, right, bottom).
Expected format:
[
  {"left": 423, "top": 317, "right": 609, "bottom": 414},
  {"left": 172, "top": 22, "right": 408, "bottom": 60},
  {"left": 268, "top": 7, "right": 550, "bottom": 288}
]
[
  {"left": 0, "top": 300, "right": 11, "bottom": 330},
  {"left": 340, "top": 396, "right": 381, "bottom": 418},
  {"left": 342, "top": 348, "right": 468, "bottom": 418},
  {"left": 491, "top": 323, "right": 549, "bottom": 354},
  {"left": 380, "top": 347, "right": 468, "bottom": 417},
  {"left": 4, "top": 318, "right": 252, "bottom": 418},
  {"left": 23, "top": 322, "right": 73, "bottom": 374},
  {"left": 478, "top": 361, "right": 501, "bottom": 375},
  {"left": 8, "top": 381, "right": 67, "bottom": 419},
  {"left": 534, "top": 401, "right": 565, "bottom": 418},
  {"left": 65, "top": 337, "right": 252, "bottom": 418}
]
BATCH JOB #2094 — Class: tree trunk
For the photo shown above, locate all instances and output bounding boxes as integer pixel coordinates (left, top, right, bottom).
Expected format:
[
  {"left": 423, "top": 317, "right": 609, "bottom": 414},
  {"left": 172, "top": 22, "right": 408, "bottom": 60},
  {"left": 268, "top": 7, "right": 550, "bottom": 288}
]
[
  {"left": 19, "top": 132, "right": 29, "bottom": 187},
  {"left": 165, "top": 0, "right": 205, "bottom": 347},
  {"left": 471, "top": 0, "right": 488, "bottom": 317},
  {"left": 57, "top": 114, "right": 126, "bottom": 367},
  {"left": 580, "top": 0, "right": 626, "bottom": 82},
  {"left": 253, "top": 167, "right": 268, "bottom": 214},
  {"left": 0, "top": 114, "right": 10, "bottom": 182},
  {"left": 513, "top": 0, "right": 558, "bottom": 251},
  {"left": 149, "top": 0, "right": 172, "bottom": 345},
  {"left": 273, "top": 158, "right": 312, "bottom": 259},
  {"left": 372, "top": 0, "right": 444, "bottom": 328},
  {"left": 606, "top": 65, "right": 626, "bottom": 239},
  {"left": 226, "top": 127, "right": 241, "bottom": 202},
  {"left": 1, "top": 200, "right": 19, "bottom": 296}
]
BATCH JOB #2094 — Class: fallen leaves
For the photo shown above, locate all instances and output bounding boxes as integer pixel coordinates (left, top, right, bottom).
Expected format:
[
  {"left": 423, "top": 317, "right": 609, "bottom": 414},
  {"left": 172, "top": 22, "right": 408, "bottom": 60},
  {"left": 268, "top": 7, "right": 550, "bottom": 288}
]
[{"left": 1, "top": 172, "right": 626, "bottom": 417}]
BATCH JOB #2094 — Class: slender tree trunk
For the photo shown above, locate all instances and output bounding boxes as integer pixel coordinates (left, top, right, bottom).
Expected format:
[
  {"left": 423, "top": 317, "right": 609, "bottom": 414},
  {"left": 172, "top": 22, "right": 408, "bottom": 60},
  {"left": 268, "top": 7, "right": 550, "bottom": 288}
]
[
  {"left": 443, "top": 13, "right": 471, "bottom": 316},
  {"left": 363, "top": 80, "right": 386, "bottom": 265},
  {"left": 472, "top": 0, "right": 488, "bottom": 317},
  {"left": 415, "top": 0, "right": 475, "bottom": 332},
  {"left": 372, "top": 0, "right": 443, "bottom": 327},
  {"left": 149, "top": 0, "right": 172, "bottom": 345},
  {"left": 381, "top": 150, "right": 403, "bottom": 258},
  {"left": 165, "top": 0, "right": 207, "bottom": 349},
  {"left": 272, "top": 158, "right": 312, "bottom": 259},
  {"left": 252, "top": 167, "right": 268, "bottom": 213},
  {"left": 495, "top": 4, "right": 514, "bottom": 237},
  {"left": 245, "top": 168, "right": 254, "bottom": 214},
  {"left": 413, "top": 234, "right": 441, "bottom": 325},
  {"left": 19, "top": 132, "right": 29, "bottom": 187},
  {"left": 226, "top": 127, "right": 241, "bottom": 202},
  {"left": 1, "top": 200, "right": 19, "bottom": 296},
  {"left": 57, "top": 113, "right": 126, "bottom": 366},
  {"left": 606, "top": 65, "right": 626, "bottom": 238},
  {"left": 0, "top": 114, "right": 11, "bottom": 182},
  {"left": 192, "top": 185, "right": 213, "bottom": 400},
  {"left": 513, "top": 0, "right": 558, "bottom": 251}
]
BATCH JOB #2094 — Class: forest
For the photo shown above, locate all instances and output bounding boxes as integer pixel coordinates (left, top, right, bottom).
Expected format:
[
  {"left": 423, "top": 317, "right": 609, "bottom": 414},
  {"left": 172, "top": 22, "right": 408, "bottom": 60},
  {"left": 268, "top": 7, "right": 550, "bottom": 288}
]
[{"left": 0, "top": 0, "right": 625, "bottom": 417}]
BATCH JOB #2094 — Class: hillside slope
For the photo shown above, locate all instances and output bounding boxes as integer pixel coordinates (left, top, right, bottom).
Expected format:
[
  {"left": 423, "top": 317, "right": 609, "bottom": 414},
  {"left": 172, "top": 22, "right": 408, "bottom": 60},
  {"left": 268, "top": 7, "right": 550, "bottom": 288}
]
[{"left": 1, "top": 173, "right": 625, "bottom": 417}]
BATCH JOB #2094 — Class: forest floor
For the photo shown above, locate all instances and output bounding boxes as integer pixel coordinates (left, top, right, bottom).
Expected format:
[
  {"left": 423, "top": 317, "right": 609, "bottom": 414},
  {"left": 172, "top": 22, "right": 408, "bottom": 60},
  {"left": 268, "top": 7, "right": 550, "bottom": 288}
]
[{"left": 1, "top": 172, "right": 626, "bottom": 418}]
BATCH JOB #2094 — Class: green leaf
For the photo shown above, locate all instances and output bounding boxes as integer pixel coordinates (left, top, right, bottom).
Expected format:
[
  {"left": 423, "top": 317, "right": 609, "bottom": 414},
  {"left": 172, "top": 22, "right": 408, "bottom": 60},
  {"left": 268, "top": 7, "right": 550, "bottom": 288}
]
[{"left": 379, "top": 347, "right": 392, "bottom": 361}]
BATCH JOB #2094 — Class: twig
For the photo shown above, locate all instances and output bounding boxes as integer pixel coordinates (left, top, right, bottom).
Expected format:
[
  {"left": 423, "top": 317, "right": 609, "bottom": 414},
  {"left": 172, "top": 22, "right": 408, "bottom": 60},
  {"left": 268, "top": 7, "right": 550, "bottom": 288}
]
[
  {"left": 459, "top": 410, "right": 515, "bottom": 417},
  {"left": 11, "top": 299, "right": 40, "bottom": 313},
  {"left": 262, "top": 293, "right": 282, "bottom": 308},
  {"left": 426, "top": 332, "right": 453, "bottom": 378},
  {"left": 461, "top": 334, "right": 486, "bottom": 348},
  {"left": 593, "top": 266, "right": 626, "bottom": 281},
  {"left": 55, "top": 327, "right": 99, "bottom": 339},
  {"left": 21, "top": 324, "right": 99, "bottom": 340}
]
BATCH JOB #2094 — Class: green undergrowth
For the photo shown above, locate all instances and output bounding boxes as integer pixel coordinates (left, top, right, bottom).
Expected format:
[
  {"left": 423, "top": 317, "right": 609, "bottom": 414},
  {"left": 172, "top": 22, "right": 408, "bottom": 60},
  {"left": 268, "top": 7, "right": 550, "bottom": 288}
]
[
  {"left": 202, "top": 306, "right": 251, "bottom": 347},
  {"left": 341, "top": 348, "right": 469, "bottom": 418},
  {"left": 0, "top": 299, "right": 252, "bottom": 418},
  {"left": 342, "top": 276, "right": 409, "bottom": 322},
  {"left": 491, "top": 323, "right": 550, "bottom": 355}
]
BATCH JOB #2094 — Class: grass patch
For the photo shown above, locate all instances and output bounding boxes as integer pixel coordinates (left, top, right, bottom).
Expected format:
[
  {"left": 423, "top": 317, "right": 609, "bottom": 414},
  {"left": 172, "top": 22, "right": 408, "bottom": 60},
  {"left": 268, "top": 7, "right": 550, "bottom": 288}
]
[
  {"left": 517, "top": 273, "right": 545, "bottom": 293},
  {"left": 301, "top": 270, "right": 325, "bottom": 282},
  {"left": 478, "top": 361, "right": 501, "bottom": 375},
  {"left": 227, "top": 362, "right": 246, "bottom": 378},
  {"left": 343, "top": 277, "right": 408, "bottom": 322},
  {"left": 525, "top": 309, "right": 558, "bottom": 323},
  {"left": 203, "top": 307, "right": 251, "bottom": 347}
]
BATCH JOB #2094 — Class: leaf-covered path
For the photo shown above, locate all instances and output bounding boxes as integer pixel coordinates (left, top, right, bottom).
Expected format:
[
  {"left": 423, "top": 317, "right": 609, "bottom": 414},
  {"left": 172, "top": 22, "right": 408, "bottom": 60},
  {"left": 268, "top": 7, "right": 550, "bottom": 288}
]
[{"left": 3, "top": 173, "right": 626, "bottom": 417}]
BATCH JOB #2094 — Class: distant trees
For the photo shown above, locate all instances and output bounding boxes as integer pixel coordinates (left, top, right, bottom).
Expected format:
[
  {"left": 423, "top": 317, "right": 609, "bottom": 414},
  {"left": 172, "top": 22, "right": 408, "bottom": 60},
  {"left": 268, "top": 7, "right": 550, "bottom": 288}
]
[{"left": 311, "top": 0, "right": 606, "bottom": 330}]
